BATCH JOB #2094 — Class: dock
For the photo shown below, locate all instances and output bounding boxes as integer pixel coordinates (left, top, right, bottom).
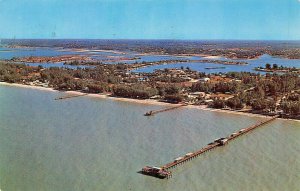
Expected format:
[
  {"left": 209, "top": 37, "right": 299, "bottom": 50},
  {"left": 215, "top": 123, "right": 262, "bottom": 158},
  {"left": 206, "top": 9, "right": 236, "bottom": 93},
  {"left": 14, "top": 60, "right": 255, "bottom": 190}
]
[
  {"left": 144, "top": 104, "right": 187, "bottom": 116},
  {"left": 54, "top": 93, "right": 88, "bottom": 100},
  {"left": 141, "top": 115, "right": 278, "bottom": 178}
]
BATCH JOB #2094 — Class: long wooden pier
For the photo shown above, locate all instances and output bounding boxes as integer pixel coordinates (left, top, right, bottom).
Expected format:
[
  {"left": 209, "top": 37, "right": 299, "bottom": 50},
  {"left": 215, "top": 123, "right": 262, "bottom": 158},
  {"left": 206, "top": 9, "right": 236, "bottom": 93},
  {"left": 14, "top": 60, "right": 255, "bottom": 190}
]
[
  {"left": 142, "top": 115, "right": 278, "bottom": 178},
  {"left": 54, "top": 93, "right": 88, "bottom": 100},
  {"left": 144, "top": 104, "right": 187, "bottom": 116}
]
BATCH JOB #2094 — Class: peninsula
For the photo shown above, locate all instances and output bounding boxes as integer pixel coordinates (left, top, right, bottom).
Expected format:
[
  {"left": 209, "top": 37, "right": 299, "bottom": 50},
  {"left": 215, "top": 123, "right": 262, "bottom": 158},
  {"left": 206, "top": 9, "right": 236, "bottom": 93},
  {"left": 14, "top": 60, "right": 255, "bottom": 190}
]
[{"left": 1, "top": 61, "right": 299, "bottom": 119}]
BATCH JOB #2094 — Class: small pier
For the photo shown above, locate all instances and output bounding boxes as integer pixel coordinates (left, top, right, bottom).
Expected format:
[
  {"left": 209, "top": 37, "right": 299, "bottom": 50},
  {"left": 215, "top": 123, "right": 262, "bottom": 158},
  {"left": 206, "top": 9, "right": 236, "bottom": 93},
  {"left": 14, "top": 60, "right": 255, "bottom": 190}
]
[
  {"left": 141, "top": 115, "right": 278, "bottom": 178},
  {"left": 54, "top": 93, "right": 88, "bottom": 100},
  {"left": 144, "top": 104, "right": 187, "bottom": 116}
]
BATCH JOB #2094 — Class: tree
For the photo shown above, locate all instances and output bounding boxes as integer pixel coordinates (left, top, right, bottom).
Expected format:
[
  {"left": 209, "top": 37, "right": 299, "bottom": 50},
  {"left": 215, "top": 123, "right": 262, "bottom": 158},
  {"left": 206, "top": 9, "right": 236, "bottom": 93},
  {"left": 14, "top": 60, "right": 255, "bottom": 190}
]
[
  {"left": 87, "top": 84, "right": 105, "bottom": 93},
  {"left": 210, "top": 99, "right": 226, "bottom": 109},
  {"left": 254, "top": 86, "right": 265, "bottom": 98},
  {"left": 265, "top": 63, "right": 271, "bottom": 70},
  {"left": 112, "top": 84, "right": 158, "bottom": 99},
  {"left": 164, "top": 85, "right": 180, "bottom": 95},
  {"left": 163, "top": 94, "right": 183, "bottom": 103},
  {"left": 288, "top": 93, "right": 300, "bottom": 101},
  {"left": 281, "top": 101, "right": 300, "bottom": 115},
  {"left": 226, "top": 97, "right": 244, "bottom": 109},
  {"left": 191, "top": 82, "right": 213, "bottom": 93},
  {"left": 251, "top": 99, "right": 268, "bottom": 111}
]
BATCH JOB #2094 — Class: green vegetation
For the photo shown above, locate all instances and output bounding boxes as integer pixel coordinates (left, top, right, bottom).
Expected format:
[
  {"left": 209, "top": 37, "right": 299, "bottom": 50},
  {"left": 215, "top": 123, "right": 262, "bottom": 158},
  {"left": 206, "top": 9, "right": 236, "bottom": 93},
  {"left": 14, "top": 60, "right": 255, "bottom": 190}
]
[
  {"left": 208, "top": 73, "right": 300, "bottom": 118},
  {"left": 0, "top": 61, "right": 299, "bottom": 119},
  {"left": 113, "top": 84, "right": 158, "bottom": 99},
  {"left": 255, "top": 63, "right": 300, "bottom": 73},
  {"left": 0, "top": 62, "right": 39, "bottom": 83}
]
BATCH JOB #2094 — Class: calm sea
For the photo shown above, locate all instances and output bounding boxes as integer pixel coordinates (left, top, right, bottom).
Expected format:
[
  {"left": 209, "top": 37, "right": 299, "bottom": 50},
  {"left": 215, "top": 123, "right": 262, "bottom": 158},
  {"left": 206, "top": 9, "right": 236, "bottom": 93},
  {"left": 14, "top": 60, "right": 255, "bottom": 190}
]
[{"left": 0, "top": 85, "right": 299, "bottom": 191}]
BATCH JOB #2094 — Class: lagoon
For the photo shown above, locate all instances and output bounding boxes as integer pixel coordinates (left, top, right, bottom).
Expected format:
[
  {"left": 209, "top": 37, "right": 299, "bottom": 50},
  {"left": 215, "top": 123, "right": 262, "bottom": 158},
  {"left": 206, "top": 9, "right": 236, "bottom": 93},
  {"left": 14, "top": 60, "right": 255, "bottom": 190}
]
[
  {"left": 1, "top": 45, "right": 299, "bottom": 73},
  {"left": 134, "top": 54, "right": 300, "bottom": 74}
]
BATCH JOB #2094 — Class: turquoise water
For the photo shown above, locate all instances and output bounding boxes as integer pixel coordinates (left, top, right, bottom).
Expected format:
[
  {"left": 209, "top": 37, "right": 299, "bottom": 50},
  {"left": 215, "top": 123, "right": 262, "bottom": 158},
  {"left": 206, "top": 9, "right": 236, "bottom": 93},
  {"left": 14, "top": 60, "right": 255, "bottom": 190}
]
[{"left": 0, "top": 85, "right": 299, "bottom": 191}]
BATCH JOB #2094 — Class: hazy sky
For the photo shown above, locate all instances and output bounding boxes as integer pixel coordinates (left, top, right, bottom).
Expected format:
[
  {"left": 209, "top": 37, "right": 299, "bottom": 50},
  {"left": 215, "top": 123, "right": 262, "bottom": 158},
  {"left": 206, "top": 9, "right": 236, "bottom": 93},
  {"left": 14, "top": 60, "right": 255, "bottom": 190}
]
[{"left": 0, "top": 0, "right": 300, "bottom": 40}]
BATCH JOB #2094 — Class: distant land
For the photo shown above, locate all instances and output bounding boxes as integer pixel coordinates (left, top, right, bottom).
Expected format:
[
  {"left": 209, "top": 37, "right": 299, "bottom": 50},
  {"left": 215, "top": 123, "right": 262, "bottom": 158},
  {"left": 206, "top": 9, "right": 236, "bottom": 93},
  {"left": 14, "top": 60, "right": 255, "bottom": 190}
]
[
  {"left": 0, "top": 39, "right": 299, "bottom": 120},
  {"left": 2, "top": 39, "right": 300, "bottom": 60}
]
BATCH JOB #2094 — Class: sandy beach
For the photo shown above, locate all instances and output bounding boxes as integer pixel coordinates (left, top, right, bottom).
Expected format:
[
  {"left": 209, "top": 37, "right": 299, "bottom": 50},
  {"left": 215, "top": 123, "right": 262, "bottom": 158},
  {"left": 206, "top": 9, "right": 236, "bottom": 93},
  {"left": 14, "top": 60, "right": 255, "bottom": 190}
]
[
  {"left": 202, "top": 55, "right": 222, "bottom": 59},
  {"left": 1, "top": 82, "right": 299, "bottom": 121}
]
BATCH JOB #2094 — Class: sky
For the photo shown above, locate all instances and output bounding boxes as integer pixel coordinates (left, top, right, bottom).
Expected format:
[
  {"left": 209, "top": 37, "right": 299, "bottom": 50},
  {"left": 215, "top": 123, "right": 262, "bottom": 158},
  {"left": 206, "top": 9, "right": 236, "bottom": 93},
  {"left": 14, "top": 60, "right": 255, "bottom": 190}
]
[{"left": 0, "top": 0, "right": 300, "bottom": 40}]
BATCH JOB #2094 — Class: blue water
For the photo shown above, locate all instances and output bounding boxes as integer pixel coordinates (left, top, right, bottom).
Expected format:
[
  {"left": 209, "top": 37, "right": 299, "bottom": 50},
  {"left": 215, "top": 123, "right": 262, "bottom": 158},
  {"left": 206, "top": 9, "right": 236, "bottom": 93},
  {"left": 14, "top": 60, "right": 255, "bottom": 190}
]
[
  {"left": 0, "top": 47, "right": 185, "bottom": 65},
  {"left": 1, "top": 46, "right": 299, "bottom": 73},
  {"left": 0, "top": 47, "right": 82, "bottom": 59},
  {"left": 135, "top": 54, "right": 300, "bottom": 74}
]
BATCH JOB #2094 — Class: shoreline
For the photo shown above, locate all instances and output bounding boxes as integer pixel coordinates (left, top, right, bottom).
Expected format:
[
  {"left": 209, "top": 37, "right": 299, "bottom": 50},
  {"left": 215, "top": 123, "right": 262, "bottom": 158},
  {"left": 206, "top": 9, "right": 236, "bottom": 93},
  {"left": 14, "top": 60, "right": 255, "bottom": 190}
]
[
  {"left": 2, "top": 45, "right": 300, "bottom": 61},
  {"left": 0, "top": 82, "right": 299, "bottom": 122}
]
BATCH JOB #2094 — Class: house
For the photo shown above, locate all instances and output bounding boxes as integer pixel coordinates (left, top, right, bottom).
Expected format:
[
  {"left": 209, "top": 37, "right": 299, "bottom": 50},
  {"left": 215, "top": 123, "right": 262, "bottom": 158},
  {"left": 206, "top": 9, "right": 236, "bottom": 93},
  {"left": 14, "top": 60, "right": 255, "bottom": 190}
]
[
  {"left": 204, "top": 99, "right": 214, "bottom": 104},
  {"left": 198, "top": 77, "right": 210, "bottom": 82},
  {"left": 189, "top": 92, "right": 206, "bottom": 98}
]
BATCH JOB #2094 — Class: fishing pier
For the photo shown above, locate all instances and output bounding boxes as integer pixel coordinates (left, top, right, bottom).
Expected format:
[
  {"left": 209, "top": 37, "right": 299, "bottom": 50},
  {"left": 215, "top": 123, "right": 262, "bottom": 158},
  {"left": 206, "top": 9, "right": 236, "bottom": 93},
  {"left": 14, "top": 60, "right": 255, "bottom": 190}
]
[
  {"left": 54, "top": 93, "right": 88, "bottom": 100},
  {"left": 144, "top": 104, "right": 187, "bottom": 116},
  {"left": 141, "top": 115, "right": 278, "bottom": 179}
]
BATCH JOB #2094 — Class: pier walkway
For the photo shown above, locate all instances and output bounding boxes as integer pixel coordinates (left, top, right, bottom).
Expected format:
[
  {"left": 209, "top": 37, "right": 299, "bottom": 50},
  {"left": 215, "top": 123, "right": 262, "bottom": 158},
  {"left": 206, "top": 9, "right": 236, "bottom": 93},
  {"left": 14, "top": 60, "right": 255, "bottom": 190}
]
[
  {"left": 142, "top": 115, "right": 278, "bottom": 178},
  {"left": 144, "top": 104, "right": 187, "bottom": 116},
  {"left": 54, "top": 93, "right": 88, "bottom": 100}
]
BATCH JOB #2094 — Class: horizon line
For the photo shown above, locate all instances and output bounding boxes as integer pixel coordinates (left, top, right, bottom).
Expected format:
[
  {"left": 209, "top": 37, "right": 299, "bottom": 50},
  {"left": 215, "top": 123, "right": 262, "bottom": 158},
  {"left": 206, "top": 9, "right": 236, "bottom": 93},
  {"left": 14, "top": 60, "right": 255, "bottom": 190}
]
[{"left": 1, "top": 38, "right": 300, "bottom": 41}]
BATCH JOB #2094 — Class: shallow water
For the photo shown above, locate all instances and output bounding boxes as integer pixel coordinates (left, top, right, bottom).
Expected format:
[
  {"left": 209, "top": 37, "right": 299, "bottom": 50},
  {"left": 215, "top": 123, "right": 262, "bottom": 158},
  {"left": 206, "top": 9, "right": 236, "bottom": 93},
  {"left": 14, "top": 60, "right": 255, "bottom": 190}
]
[
  {"left": 0, "top": 47, "right": 82, "bottom": 59},
  {"left": 135, "top": 54, "right": 300, "bottom": 74},
  {"left": 0, "top": 85, "right": 299, "bottom": 191},
  {"left": 1, "top": 46, "right": 299, "bottom": 73},
  {"left": 0, "top": 47, "right": 185, "bottom": 65}
]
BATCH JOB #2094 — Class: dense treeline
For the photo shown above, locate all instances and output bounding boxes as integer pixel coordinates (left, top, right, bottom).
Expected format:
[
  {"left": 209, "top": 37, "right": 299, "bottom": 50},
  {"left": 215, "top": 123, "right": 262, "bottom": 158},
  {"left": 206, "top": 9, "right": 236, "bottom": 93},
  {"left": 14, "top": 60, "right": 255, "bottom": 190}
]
[
  {"left": 1, "top": 62, "right": 299, "bottom": 117},
  {"left": 0, "top": 62, "right": 40, "bottom": 83},
  {"left": 40, "top": 65, "right": 124, "bottom": 91},
  {"left": 191, "top": 81, "right": 242, "bottom": 94},
  {"left": 208, "top": 73, "right": 300, "bottom": 116},
  {"left": 112, "top": 84, "right": 158, "bottom": 99},
  {"left": 280, "top": 101, "right": 300, "bottom": 115}
]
